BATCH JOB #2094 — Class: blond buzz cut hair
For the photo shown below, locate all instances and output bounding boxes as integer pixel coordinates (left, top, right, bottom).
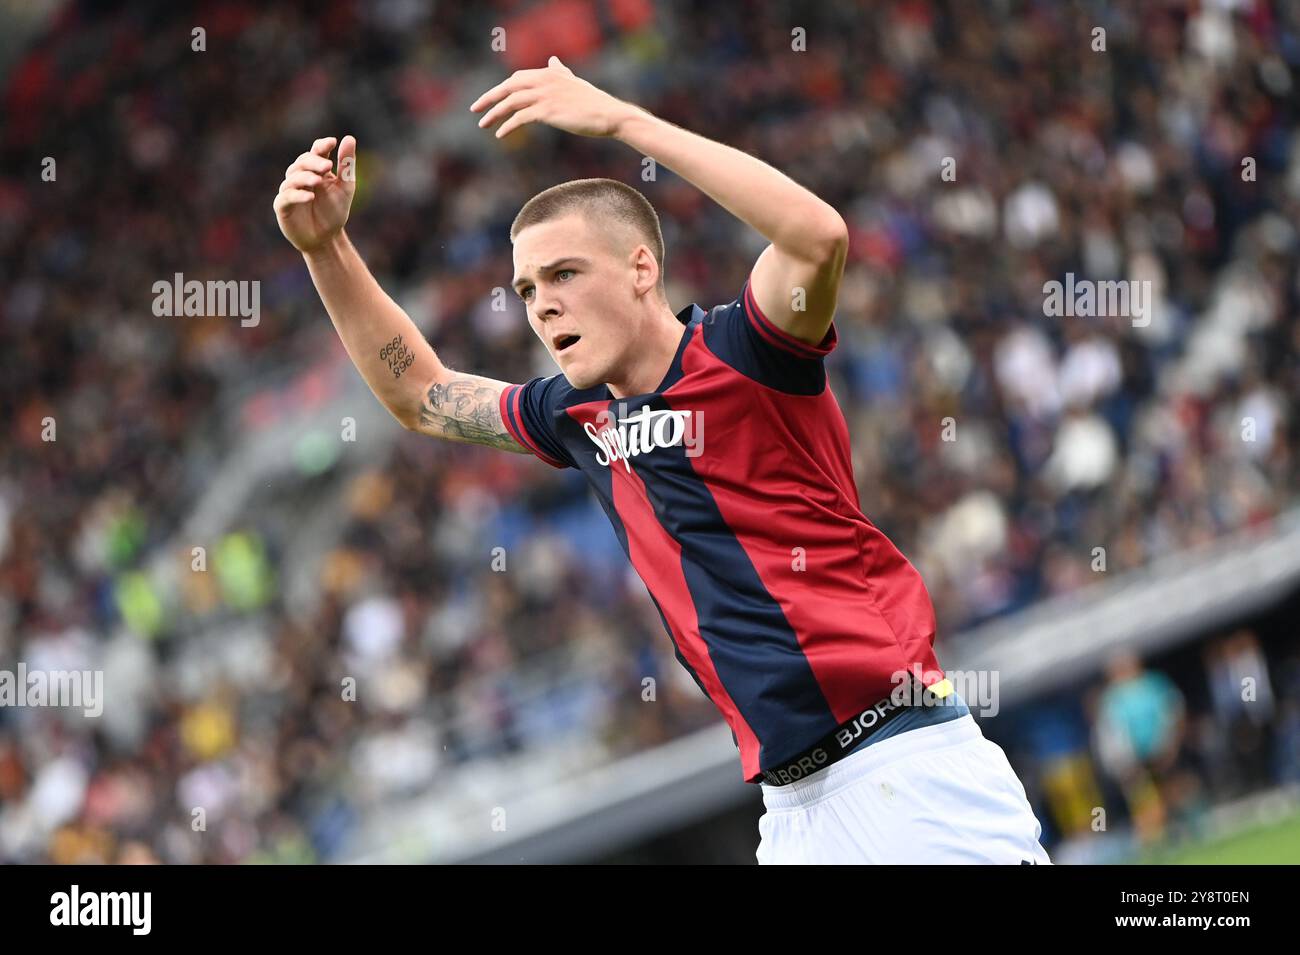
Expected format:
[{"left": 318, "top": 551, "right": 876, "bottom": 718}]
[{"left": 510, "top": 178, "right": 666, "bottom": 297}]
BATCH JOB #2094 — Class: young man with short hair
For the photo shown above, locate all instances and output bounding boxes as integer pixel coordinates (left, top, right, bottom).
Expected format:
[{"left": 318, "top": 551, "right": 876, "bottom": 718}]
[{"left": 273, "top": 57, "right": 1050, "bottom": 864}]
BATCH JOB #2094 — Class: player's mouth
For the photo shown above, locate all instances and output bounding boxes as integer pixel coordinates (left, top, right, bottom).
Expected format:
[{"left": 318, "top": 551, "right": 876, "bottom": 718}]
[{"left": 553, "top": 333, "right": 582, "bottom": 355}]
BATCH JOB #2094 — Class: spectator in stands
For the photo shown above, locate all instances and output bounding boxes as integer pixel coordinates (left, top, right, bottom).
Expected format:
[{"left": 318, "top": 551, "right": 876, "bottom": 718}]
[{"left": 1090, "top": 652, "right": 1202, "bottom": 846}]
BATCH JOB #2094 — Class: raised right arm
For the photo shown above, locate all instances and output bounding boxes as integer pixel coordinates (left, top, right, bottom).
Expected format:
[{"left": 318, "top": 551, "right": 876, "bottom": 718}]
[{"left": 274, "top": 135, "right": 528, "bottom": 453}]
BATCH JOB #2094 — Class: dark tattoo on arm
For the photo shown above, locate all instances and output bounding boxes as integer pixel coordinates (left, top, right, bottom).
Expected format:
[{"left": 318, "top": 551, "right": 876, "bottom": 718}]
[
  {"left": 416, "top": 373, "right": 528, "bottom": 453},
  {"left": 379, "top": 335, "right": 416, "bottom": 378}
]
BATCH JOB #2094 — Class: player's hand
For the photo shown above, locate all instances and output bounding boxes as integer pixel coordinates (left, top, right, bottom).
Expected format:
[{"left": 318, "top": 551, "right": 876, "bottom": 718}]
[
  {"left": 273, "top": 135, "right": 357, "bottom": 253},
  {"left": 469, "top": 56, "right": 633, "bottom": 139}
]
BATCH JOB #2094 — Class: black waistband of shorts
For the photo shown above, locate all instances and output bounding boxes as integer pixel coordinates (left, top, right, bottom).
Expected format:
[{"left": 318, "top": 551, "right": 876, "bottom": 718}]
[{"left": 758, "top": 677, "right": 947, "bottom": 787}]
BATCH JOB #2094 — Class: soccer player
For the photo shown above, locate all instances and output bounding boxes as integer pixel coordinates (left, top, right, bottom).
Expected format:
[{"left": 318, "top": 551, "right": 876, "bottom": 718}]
[{"left": 273, "top": 57, "right": 1051, "bottom": 864}]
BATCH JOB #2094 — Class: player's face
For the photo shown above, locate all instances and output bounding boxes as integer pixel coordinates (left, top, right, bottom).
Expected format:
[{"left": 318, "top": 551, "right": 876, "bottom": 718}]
[{"left": 512, "top": 214, "right": 639, "bottom": 391}]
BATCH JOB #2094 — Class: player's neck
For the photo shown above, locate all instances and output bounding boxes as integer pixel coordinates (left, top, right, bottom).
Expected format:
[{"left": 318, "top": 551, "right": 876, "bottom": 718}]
[{"left": 606, "top": 306, "right": 686, "bottom": 399}]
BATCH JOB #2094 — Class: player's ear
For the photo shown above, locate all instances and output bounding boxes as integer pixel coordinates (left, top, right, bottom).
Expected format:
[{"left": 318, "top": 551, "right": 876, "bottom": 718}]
[{"left": 630, "top": 244, "right": 659, "bottom": 298}]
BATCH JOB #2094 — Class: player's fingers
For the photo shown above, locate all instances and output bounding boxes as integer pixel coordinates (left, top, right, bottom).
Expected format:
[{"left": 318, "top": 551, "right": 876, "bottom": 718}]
[
  {"left": 310, "top": 136, "right": 338, "bottom": 157},
  {"left": 495, "top": 105, "right": 540, "bottom": 139},
  {"left": 279, "top": 170, "right": 322, "bottom": 193},
  {"left": 303, "top": 152, "right": 335, "bottom": 172},
  {"left": 477, "top": 90, "right": 536, "bottom": 130},
  {"left": 287, "top": 153, "right": 333, "bottom": 177},
  {"left": 469, "top": 81, "right": 513, "bottom": 114},
  {"left": 468, "top": 69, "right": 543, "bottom": 112},
  {"left": 273, "top": 189, "right": 316, "bottom": 214}
]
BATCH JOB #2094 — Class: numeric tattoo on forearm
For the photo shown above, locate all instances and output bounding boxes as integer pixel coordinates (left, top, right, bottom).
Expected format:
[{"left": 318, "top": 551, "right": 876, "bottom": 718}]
[
  {"left": 380, "top": 335, "right": 416, "bottom": 378},
  {"left": 418, "top": 375, "right": 526, "bottom": 453}
]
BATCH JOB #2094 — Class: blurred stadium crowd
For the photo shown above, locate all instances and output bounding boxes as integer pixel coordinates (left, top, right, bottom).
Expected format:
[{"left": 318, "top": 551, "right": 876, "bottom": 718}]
[
  {"left": 1, "top": 0, "right": 1299, "bottom": 862},
  {"left": 1012, "top": 626, "right": 1300, "bottom": 859}
]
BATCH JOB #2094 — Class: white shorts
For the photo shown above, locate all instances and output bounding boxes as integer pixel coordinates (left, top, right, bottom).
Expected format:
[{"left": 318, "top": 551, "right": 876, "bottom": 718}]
[{"left": 757, "top": 713, "right": 1052, "bottom": 864}]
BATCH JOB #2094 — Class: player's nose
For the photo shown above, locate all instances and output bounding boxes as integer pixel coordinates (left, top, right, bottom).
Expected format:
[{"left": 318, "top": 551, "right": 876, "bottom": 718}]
[{"left": 533, "top": 295, "right": 563, "bottom": 320}]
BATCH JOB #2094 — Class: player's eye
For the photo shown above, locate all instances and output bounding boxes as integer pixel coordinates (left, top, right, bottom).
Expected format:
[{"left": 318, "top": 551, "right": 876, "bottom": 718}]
[
  {"left": 519, "top": 286, "right": 534, "bottom": 301},
  {"left": 556, "top": 269, "right": 575, "bottom": 281}
]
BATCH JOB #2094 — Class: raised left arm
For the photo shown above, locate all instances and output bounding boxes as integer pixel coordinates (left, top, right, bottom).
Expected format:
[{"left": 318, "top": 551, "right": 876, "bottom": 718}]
[
  {"left": 470, "top": 58, "right": 849, "bottom": 347},
  {"left": 616, "top": 108, "right": 848, "bottom": 348}
]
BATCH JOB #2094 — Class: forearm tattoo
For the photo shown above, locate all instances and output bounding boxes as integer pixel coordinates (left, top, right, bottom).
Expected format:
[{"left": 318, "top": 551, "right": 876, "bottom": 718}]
[
  {"left": 417, "top": 374, "right": 527, "bottom": 453},
  {"left": 379, "top": 335, "right": 416, "bottom": 378}
]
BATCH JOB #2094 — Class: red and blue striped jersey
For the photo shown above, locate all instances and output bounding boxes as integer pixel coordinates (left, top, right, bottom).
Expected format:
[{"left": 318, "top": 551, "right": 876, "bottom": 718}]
[{"left": 499, "top": 278, "right": 946, "bottom": 782}]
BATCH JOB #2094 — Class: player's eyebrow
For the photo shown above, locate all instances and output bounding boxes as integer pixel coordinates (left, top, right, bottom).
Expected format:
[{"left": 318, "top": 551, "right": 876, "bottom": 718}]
[{"left": 511, "top": 257, "right": 590, "bottom": 292}]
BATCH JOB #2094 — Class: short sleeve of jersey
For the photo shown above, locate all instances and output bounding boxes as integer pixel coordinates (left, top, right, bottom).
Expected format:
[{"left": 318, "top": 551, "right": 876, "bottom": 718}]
[
  {"left": 499, "top": 375, "right": 576, "bottom": 470},
  {"left": 702, "top": 276, "right": 839, "bottom": 394}
]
